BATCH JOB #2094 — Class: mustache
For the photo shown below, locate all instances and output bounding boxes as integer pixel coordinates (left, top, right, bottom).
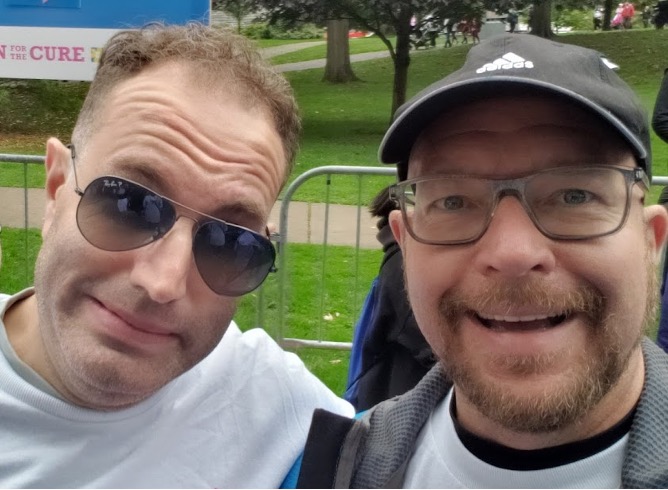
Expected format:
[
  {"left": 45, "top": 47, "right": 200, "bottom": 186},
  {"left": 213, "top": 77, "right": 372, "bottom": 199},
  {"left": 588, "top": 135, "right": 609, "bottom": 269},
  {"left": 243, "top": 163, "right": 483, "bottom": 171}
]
[{"left": 439, "top": 278, "right": 607, "bottom": 327}]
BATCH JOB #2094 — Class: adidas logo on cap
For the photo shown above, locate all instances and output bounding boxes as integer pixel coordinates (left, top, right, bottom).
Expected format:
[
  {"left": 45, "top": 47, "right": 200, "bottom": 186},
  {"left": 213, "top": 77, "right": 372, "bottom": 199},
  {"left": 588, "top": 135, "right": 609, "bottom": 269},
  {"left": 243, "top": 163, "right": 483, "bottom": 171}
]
[{"left": 476, "top": 52, "right": 534, "bottom": 74}]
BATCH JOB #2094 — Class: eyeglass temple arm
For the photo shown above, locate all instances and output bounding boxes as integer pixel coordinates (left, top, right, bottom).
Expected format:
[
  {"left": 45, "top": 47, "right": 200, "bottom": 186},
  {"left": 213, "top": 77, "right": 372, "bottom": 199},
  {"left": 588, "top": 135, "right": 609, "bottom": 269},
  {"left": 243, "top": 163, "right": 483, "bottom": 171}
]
[
  {"left": 634, "top": 167, "right": 650, "bottom": 190},
  {"left": 66, "top": 143, "right": 84, "bottom": 196}
]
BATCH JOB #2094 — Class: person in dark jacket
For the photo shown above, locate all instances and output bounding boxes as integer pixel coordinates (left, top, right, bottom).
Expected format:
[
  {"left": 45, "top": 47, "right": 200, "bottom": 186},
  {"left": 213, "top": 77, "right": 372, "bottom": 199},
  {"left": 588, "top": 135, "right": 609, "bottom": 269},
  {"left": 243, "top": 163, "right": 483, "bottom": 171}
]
[
  {"left": 657, "top": 186, "right": 668, "bottom": 352},
  {"left": 295, "top": 34, "right": 668, "bottom": 488},
  {"left": 344, "top": 186, "right": 435, "bottom": 412},
  {"left": 653, "top": 68, "right": 668, "bottom": 143}
]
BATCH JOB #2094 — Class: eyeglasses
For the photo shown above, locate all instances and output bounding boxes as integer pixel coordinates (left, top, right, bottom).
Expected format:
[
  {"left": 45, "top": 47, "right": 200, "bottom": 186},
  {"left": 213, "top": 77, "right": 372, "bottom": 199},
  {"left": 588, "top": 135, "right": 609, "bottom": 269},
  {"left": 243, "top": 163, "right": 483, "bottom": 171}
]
[
  {"left": 69, "top": 145, "right": 276, "bottom": 297},
  {"left": 389, "top": 165, "right": 649, "bottom": 245}
]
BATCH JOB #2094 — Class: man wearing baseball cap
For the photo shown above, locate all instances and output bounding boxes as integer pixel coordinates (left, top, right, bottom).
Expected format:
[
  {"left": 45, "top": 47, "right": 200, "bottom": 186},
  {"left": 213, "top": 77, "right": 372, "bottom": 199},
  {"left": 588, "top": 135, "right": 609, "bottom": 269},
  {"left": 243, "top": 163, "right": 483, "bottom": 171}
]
[{"left": 293, "top": 34, "right": 668, "bottom": 488}]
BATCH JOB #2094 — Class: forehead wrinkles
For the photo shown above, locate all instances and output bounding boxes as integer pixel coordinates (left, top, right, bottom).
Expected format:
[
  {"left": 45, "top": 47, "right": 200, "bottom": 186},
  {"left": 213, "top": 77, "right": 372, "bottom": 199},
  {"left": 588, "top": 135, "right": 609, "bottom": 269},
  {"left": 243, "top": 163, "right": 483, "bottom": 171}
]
[
  {"left": 108, "top": 93, "right": 271, "bottom": 169},
  {"left": 95, "top": 69, "right": 285, "bottom": 195},
  {"left": 106, "top": 77, "right": 271, "bottom": 156}
]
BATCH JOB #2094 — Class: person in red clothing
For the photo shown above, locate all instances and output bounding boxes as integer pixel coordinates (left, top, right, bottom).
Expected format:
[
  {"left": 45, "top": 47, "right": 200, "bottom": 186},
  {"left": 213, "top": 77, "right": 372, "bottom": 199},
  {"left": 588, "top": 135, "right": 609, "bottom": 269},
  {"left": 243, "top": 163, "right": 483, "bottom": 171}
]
[
  {"left": 622, "top": 2, "right": 636, "bottom": 28},
  {"left": 457, "top": 19, "right": 470, "bottom": 44}
]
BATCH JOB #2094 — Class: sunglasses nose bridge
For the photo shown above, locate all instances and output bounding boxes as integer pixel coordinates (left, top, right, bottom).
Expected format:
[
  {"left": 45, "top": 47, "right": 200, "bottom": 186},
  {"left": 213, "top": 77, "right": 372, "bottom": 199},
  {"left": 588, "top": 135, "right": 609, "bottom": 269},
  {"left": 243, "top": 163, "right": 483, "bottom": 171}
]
[
  {"left": 160, "top": 212, "right": 198, "bottom": 241},
  {"left": 176, "top": 213, "right": 198, "bottom": 229},
  {"left": 151, "top": 214, "right": 197, "bottom": 249}
]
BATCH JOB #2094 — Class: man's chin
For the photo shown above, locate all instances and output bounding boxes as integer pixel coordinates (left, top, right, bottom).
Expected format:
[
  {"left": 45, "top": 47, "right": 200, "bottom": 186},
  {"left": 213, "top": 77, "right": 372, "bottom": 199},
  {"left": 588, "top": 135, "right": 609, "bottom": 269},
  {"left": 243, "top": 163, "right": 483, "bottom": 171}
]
[{"left": 445, "top": 335, "right": 635, "bottom": 434}]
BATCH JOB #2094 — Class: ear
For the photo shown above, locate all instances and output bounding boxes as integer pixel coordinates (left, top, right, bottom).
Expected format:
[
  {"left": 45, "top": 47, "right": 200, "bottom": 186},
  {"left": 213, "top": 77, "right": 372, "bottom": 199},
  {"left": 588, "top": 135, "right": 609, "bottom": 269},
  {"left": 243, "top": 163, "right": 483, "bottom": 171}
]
[
  {"left": 644, "top": 204, "right": 668, "bottom": 264},
  {"left": 389, "top": 209, "right": 406, "bottom": 250},
  {"left": 42, "top": 138, "right": 71, "bottom": 237}
]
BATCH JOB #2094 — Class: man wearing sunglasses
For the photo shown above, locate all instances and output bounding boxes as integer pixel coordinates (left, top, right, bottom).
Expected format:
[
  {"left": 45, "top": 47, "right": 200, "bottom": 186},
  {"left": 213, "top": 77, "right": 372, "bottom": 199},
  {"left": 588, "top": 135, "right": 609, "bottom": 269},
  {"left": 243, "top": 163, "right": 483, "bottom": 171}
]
[
  {"left": 295, "top": 35, "right": 668, "bottom": 487},
  {"left": 0, "top": 24, "right": 353, "bottom": 487}
]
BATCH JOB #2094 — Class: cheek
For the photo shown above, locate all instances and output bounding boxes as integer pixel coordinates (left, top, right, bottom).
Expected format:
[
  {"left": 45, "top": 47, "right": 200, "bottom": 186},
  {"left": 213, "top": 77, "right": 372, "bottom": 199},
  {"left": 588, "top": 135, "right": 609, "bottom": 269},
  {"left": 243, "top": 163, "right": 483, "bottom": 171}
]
[
  {"left": 567, "top": 228, "right": 650, "bottom": 333},
  {"left": 41, "top": 198, "right": 130, "bottom": 280},
  {"left": 402, "top": 243, "right": 463, "bottom": 321}
]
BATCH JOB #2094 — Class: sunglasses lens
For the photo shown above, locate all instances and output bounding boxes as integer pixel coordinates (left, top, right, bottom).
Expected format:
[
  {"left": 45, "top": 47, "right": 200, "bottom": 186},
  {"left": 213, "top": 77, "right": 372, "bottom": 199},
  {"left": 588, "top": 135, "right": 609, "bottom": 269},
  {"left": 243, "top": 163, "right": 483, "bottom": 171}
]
[
  {"left": 77, "top": 177, "right": 176, "bottom": 251},
  {"left": 193, "top": 222, "right": 276, "bottom": 296}
]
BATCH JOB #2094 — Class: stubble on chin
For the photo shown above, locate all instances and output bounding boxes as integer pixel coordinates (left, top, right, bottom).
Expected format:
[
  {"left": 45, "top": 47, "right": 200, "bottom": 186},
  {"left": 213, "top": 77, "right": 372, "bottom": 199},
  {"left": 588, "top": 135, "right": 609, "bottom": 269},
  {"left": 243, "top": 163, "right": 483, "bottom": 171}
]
[
  {"left": 429, "top": 265, "right": 655, "bottom": 434},
  {"left": 32, "top": 222, "right": 236, "bottom": 409}
]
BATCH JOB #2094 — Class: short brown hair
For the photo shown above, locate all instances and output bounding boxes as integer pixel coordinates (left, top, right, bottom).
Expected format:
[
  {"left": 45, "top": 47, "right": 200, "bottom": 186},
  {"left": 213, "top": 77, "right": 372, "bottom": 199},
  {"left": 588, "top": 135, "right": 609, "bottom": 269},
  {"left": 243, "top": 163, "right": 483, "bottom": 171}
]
[{"left": 72, "top": 22, "right": 301, "bottom": 181}]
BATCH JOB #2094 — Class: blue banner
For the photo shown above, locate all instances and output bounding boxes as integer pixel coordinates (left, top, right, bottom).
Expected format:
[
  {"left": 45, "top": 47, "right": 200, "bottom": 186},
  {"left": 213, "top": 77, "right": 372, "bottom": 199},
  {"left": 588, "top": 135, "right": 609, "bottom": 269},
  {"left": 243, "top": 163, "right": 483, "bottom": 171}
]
[
  {"left": 1, "top": 0, "right": 210, "bottom": 27},
  {"left": 6, "top": 0, "right": 81, "bottom": 8}
]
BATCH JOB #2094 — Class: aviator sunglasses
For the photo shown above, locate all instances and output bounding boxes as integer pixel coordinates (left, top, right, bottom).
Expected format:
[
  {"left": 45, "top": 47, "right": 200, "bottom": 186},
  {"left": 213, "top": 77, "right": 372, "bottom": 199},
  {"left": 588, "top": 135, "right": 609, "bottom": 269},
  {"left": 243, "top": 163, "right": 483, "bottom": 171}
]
[{"left": 68, "top": 145, "right": 276, "bottom": 297}]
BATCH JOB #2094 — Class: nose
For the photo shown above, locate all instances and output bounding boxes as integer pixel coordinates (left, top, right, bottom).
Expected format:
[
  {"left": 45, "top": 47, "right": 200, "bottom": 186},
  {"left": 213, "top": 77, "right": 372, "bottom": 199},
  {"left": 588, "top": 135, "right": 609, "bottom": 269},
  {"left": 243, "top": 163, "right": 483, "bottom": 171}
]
[
  {"left": 129, "top": 218, "right": 194, "bottom": 303},
  {"left": 473, "top": 197, "right": 556, "bottom": 278}
]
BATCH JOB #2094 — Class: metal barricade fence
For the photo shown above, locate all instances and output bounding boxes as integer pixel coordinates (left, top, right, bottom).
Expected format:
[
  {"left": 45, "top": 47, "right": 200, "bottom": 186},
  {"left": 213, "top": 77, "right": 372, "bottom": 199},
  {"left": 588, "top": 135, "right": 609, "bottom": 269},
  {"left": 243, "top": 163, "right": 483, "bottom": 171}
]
[
  {"left": 274, "top": 166, "right": 396, "bottom": 351},
  {"left": 0, "top": 154, "right": 45, "bottom": 232},
  {"left": 0, "top": 154, "right": 48, "bottom": 291}
]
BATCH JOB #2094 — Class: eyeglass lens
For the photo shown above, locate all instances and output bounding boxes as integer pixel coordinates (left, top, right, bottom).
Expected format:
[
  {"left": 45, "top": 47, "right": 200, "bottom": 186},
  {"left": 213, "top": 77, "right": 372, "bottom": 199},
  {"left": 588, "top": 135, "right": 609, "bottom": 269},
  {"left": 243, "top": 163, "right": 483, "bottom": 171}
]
[
  {"left": 76, "top": 176, "right": 275, "bottom": 296},
  {"left": 402, "top": 167, "right": 632, "bottom": 244}
]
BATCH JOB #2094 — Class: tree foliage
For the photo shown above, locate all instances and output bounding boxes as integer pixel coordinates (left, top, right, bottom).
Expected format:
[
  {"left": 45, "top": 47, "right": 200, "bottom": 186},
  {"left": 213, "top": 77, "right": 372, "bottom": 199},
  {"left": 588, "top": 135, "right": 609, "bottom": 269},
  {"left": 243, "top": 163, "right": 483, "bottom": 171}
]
[
  {"left": 256, "top": 0, "right": 488, "bottom": 116},
  {"left": 254, "top": 0, "right": 604, "bottom": 118}
]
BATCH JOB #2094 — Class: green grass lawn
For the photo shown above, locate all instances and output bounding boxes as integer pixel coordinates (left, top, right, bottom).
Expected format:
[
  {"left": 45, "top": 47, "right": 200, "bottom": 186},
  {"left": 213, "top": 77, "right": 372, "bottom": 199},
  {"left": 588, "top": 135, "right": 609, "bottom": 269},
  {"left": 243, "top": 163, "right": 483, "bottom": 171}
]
[
  {"left": 0, "top": 161, "right": 45, "bottom": 188},
  {"left": 236, "top": 242, "right": 381, "bottom": 394},
  {"left": 0, "top": 228, "right": 41, "bottom": 293}
]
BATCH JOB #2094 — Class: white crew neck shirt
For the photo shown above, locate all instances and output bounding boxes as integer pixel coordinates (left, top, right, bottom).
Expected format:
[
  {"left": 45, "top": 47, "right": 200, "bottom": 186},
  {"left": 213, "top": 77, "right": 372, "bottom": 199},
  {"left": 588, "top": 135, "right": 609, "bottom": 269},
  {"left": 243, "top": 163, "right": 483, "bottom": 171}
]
[{"left": 404, "top": 389, "right": 627, "bottom": 488}]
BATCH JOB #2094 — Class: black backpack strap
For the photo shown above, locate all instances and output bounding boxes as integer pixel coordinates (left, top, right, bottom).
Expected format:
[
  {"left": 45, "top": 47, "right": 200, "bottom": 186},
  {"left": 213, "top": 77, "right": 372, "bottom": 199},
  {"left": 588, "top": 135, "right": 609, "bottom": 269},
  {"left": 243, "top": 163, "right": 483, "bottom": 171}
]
[{"left": 297, "top": 409, "right": 356, "bottom": 488}]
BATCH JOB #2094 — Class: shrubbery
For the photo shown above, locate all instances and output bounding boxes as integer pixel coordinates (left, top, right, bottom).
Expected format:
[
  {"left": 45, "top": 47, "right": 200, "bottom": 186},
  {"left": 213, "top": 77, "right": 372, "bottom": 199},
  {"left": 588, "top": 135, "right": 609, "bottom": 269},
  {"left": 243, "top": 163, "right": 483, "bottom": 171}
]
[
  {"left": 242, "top": 22, "right": 324, "bottom": 40},
  {"left": 553, "top": 7, "right": 594, "bottom": 31}
]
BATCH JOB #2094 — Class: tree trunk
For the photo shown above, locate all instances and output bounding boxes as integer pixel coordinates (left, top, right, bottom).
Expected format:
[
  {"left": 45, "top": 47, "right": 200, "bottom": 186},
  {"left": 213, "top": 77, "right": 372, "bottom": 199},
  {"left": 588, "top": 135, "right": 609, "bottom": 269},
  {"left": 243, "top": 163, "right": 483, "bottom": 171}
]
[
  {"left": 530, "top": 0, "right": 554, "bottom": 38},
  {"left": 323, "top": 19, "right": 358, "bottom": 83},
  {"left": 603, "top": 0, "right": 614, "bottom": 30},
  {"left": 391, "top": 8, "right": 412, "bottom": 119}
]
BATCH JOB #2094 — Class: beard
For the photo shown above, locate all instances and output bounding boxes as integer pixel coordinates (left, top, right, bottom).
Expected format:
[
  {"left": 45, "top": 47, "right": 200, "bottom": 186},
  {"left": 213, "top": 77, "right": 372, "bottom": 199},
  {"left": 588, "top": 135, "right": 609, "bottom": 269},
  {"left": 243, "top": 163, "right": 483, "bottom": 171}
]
[{"left": 430, "top": 256, "right": 658, "bottom": 434}]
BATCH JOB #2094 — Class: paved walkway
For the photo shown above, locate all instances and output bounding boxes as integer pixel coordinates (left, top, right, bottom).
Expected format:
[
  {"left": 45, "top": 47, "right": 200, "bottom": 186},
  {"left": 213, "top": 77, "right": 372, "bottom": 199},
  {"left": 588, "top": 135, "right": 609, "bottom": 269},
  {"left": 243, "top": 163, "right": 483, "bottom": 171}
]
[
  {"left": 260, "top": 40, "right": 326, "bottom": 59},
  {"left": 259, "top": 39, "right": 391, "bottom": 72},
  {"left": 274, "top": 50, "right": 390, "bottom": 72},
  {"left": 1, "top": 42, "right": 393, "bottom": 250}
]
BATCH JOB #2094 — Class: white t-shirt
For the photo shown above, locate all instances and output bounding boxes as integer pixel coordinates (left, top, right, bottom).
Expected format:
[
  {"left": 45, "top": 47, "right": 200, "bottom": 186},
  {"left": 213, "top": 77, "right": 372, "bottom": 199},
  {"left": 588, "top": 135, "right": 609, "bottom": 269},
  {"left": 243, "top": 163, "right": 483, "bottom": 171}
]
[
  {"left": 0, "top": 289, "right": 354, "bottom": 488},
  {"left": 404, "top": 389, "right": 627, "bottom": 488}
]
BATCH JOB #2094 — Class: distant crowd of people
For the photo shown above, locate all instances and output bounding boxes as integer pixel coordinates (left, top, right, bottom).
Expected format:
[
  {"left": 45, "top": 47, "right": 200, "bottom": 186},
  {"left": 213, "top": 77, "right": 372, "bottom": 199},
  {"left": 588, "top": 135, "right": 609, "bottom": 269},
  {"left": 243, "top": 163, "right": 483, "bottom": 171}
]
[
  {"left": 410, "top": 5, "right": 527, "bottom": 51},
  {"left": 409, "top": 15, "right": 483, "bottom": 49},
  {"left": 595, "top": 2, "right": 666, "bottom": 30},
  {"left": 611, "top": 2, "right": 637, "bottom": 28}
]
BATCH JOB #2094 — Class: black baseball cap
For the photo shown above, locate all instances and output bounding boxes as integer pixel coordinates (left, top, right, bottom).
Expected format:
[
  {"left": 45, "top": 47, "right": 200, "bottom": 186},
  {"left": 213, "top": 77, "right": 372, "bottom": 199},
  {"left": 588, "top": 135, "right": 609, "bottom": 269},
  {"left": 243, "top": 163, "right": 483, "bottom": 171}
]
[{"left": 380, "top": 34, "right": 651, "bottom": 180}]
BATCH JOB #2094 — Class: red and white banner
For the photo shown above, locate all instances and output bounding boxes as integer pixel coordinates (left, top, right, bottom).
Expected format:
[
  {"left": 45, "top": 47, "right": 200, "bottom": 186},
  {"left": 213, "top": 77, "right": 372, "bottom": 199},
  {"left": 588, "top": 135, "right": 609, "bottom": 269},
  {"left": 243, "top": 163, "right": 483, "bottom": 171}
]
[{"left": 0, "top": 26, "right": 120, "bottom": 80}]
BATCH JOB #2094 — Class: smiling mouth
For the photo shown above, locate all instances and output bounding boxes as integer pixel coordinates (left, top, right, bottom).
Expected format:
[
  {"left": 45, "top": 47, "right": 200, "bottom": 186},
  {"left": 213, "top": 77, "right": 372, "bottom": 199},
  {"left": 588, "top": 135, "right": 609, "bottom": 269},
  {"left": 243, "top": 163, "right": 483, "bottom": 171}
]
[{"left": 474, "top": 312, "right": 570, "bottom": 332}]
